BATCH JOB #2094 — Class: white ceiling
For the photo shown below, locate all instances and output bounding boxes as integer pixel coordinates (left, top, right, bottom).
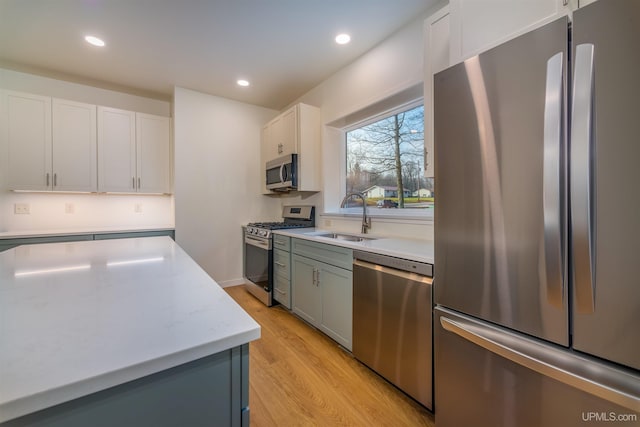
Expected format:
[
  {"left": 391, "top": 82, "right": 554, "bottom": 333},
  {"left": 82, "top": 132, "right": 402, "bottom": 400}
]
[{"left": 0, "top": 0, "right": 436, "bottom": 110}]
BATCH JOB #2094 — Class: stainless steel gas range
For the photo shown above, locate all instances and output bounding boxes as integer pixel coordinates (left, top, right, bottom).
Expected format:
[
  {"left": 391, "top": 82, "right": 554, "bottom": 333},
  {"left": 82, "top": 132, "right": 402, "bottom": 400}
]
[{"left": 243, "top": 205, "right": 315, "bottom": 306}]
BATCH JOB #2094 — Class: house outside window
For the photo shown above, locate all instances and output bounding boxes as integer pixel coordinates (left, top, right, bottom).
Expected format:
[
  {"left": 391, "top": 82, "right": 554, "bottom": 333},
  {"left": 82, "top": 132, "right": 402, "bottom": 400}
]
[{"left": 345, "top": 103, "right": 433, "bottom": 211}]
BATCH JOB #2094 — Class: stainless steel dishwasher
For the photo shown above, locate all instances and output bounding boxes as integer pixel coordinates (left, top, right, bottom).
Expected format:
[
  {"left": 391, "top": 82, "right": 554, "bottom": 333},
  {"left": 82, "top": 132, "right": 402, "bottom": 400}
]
[{"left": 352, "top": 250, "right": 433, "bottom": 410}]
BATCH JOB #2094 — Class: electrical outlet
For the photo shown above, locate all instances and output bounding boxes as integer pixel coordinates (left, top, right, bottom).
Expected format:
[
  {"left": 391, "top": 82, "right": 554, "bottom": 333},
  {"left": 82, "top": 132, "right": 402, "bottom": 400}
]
[
  {"left": 14, "top": 203, "right": 30, "bottom": 214},
  {"left": 134, "top": 203, "right": 143, "bottom": 213},
  {"left": 65, "top": 203, "right": 75, "bottom": 214}
]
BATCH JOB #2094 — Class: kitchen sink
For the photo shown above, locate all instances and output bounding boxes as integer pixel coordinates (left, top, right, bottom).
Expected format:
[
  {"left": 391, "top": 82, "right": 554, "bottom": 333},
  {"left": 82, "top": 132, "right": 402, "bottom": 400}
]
[{"left": 315, "top": 233, "right": 377, "bottom": 242}]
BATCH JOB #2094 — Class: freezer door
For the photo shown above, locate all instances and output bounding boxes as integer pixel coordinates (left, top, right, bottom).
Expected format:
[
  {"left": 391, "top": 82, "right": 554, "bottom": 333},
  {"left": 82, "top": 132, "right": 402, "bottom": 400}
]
[
  {"left": 570, "top": 0, "right": 640, "bottom": 372},
  {"left": 434, "top": 307, "right": 640, "bottom": 427},
  {"left": 434, "top": 18, "right": 569, "bottom": 345}
]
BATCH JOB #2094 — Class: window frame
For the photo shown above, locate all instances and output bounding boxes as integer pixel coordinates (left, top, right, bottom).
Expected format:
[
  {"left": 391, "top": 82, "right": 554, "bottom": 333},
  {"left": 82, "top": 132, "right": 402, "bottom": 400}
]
[{"left": 339, "top": 98, "right": 431, "bottom": 219}]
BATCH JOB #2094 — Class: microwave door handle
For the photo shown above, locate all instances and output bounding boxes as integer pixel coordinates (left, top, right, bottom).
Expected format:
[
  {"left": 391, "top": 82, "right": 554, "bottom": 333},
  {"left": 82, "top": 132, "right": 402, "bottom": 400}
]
[{"left": 279, "top": 164, "right": 285, "bottom": 183}]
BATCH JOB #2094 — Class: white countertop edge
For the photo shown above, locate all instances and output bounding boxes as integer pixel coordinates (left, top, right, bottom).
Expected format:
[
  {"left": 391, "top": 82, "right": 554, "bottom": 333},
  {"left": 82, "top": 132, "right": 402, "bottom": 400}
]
[
  {"left": 0, "top": 327, "right": 260, "bottom": 423},
  {"left": 273, "top": 228, "right": 434, "bottom": 265},
  {"left": 0, "top": 226, "right": 175, "bottom": 240}
]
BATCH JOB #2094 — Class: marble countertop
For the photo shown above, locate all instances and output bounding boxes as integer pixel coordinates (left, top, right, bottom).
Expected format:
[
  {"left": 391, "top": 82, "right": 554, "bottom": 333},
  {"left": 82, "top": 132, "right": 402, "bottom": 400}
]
[
  {"left": 0, "top": 236, "right": 260, "bottom": 423},
  {"left": 0, "top": 225, "right": 175, "bottom": 240},
  {"left": 273, "top": 228, "right": 434, "bottom": 265}
]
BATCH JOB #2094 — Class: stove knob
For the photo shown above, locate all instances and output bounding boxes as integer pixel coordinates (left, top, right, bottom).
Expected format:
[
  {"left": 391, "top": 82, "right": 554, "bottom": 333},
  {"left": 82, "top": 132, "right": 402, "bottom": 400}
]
[{"left": 260, "top": 230, "right": 268, "bottom": 237}]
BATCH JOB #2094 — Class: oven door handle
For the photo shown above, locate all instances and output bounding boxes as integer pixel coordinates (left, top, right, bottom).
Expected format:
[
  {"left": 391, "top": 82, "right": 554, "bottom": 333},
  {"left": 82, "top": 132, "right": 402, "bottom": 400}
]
[{"left": 245, "top": 235, "right": 271, "bottom": 250}]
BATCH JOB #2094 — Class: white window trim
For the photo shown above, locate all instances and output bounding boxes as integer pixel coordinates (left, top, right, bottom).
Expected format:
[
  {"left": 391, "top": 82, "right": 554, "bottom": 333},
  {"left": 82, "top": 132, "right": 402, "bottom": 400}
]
[{"left": 333, "top": 97, "right": 431, "bottom": 221}]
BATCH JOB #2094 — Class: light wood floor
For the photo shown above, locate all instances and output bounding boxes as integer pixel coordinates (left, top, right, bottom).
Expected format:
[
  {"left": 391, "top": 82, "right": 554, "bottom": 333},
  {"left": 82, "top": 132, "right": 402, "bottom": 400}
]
[{"left": 225, "top": 285, "right": 436, "bottom": 427}]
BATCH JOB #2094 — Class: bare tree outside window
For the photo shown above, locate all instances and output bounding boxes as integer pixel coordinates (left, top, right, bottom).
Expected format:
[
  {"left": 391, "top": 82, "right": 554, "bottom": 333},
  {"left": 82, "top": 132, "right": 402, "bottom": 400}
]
[{"left": 346, "top": 105, "right": 433, "bottom": 209}]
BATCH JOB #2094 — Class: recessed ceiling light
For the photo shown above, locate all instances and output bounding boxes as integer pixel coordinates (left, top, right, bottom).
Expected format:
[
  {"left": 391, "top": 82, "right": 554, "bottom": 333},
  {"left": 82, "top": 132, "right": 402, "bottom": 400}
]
[
  {"left": 85, "top": 35, "right": 105, "bottom": 47},
  {"left": 335, "top": 33, "right": 351, "bottom": 45},
  {"left": 237, "top": 79, "right": 250, "bottom": 87}
]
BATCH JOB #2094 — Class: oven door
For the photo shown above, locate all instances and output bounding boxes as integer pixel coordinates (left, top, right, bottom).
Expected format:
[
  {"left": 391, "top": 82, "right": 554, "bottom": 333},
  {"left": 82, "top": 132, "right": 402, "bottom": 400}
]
[{"left": 244, "top": 234, "right": 273, "bottom": 305}]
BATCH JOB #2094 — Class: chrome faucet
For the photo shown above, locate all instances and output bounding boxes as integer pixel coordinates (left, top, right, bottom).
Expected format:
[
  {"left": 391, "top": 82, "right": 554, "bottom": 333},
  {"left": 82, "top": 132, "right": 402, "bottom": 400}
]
[{"left": 340, "top": 192, "right": 372, "bottom": 234}]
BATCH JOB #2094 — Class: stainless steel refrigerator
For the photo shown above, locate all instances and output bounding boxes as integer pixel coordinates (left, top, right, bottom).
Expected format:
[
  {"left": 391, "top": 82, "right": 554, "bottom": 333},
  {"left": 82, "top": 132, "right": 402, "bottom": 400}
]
[{"left": 434, "top": 1, "right": 640, "bottom": 426}]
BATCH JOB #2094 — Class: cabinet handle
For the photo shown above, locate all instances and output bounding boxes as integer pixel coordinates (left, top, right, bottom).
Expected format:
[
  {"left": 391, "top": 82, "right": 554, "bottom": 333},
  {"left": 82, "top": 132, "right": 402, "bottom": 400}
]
[
  {"left": 133, "top": 177, "right": 136, "bottom": 189},
  {"left": 274, "top": 240, "right": 286, "bottom": 246},
  {"left": 312, "top": 268, "right": 317, "bottom": 286},
  {"left": 138, "top": 177, "right": 141, "bottom": 189},
  {"left": 46, "top": 173, "right": 50, "bottom": 187},
  {"left": 275, "top": 262, "right": 286, "bottom": 268},
  {"left": 316, "top": 270, "right": 320, "bottom": 286},
  {"left": 274, "top": 288, "right": 286, "bottom": 295},
  {"left": 53, "top": 173, "right": 57, "bottom": 187}
]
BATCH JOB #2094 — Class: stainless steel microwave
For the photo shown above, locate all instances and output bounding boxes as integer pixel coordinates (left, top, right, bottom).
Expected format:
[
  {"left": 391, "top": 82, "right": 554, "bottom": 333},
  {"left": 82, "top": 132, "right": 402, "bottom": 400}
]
[{"left": 266, "top": 154, "right": 297, "bottom": 191}]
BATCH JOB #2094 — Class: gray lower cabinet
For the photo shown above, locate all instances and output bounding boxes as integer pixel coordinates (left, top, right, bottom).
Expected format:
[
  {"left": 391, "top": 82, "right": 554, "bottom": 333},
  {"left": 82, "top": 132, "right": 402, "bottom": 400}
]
[
  {"left": 0, "top": 229, "right": 175, "bottom": 252},
  {"left": 0, "top": 234, "right": 94, "bottom": 253},
  {"left": 1, "top": 344, "right": 250, "bottom": 427},
  {"left": 273, "top": 234, "right": 292, "bottom": 308},
  {"left": 291, "top": 238, "right": 353, "bottom": 350}
]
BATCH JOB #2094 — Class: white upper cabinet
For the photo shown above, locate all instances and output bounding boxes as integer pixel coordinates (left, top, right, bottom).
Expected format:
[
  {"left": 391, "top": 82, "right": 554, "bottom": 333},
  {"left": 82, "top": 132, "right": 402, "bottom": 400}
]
[
  {"left": 449, "top": 0, "right": 571, "bottom": 65},
  {"left": 4, "top": 90, "right": 171, "bottom": 194},
  {"left": 261, "top": 103, "right": 321, "bottom": 193},
  {"left": 5, "top": 91, "right": 52, "bottom": 191},
  {"left": 98, "top": 106, "right": 137, "bottom": 192},
  {"left": 264, "top": 107, "right": 296, "bottom": 160},
  {"left": 98, "top": 109, "right": 171, "bottom": 194},
  {"left": 424, "top": 5, "right": 451, "bottom": 178},
  {"left": 52, "top": 98, "right": 97, "bottom": 192},
  {"left": 136, "top": 113, "right": 171, "bottom": 194},
  {"left": 5, "top": 92, "right": 96, "bottom": 192}
]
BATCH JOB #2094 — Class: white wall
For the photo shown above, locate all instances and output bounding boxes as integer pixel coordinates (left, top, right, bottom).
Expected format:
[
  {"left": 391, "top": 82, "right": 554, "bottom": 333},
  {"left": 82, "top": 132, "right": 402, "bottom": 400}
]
[
  {"left": 279, "top": 7, "right": 443, "bottom": 241},
  {"left": 0, "top": 68, "right": 174, "bottom": 234},
  {"left": 0, "top": 68, "right": 171, "bottom": 116},
  {"left": 173, "top": 87, "right": 280, "bottom": 287}
]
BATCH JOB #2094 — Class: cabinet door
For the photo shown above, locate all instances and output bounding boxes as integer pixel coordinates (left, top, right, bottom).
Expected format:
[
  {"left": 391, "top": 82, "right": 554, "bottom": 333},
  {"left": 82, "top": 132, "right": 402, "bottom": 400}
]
[
  {"left": 319, "top": 263, "right": 353, "bottom": 350},
  {"left": 278, "top": 106, "right": 297, "bottom": 156},
  {"left": 424, "top": 5, "right": 450, "bottom": 178},
  {"left": 273, "top": 248, "right": 290, "bottom": 280},
  {"left": 266, "top": 106, "right": 297, "bottom": 160},
  {"left": 273, "top": 273, "right": 291, "bottom": 309},
  {"left": 263, "top": 119, "right": 278, "bottom": 162},
  {"left": 52, "top": 98, "right": 97, "bottom": 192},
  {"left": 5, "top": 91, "right": 52, "bottom": 191},
  {"left": 98, "top": 106, "right": 136, "bottom": 192},
  {"left": 291, "top": 254, "right": 321, "bottom": 326},
  {"left": 136, "top": 113, "right": 171, "bottom": 194},
  {"left": 449, "top": 0, "right": 568, "bottom": 65}
]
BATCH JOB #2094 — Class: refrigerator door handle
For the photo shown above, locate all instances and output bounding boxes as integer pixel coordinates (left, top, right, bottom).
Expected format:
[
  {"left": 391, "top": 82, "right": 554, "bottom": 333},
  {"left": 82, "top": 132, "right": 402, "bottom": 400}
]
[
  {"left": 440, "top": 315, "right": 640, "bottom": 412},
  {"left": 543, "top": 52, "right": 564, "bottom": 308},
  {"left": 571, "top": 43, "right": 596, "bottom": 314}
]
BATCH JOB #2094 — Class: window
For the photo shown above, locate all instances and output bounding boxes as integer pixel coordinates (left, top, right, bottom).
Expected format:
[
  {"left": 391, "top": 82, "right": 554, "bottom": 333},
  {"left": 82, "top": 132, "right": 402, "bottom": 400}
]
[{"left": 345, "top": 104, "right": 433, "bottom": 211}]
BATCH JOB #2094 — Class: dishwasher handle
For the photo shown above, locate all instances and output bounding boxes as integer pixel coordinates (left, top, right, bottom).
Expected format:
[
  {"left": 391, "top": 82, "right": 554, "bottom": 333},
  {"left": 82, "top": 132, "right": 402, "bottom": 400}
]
[
  {"left": 353, "top": 259, "right": 433, "bottom": 285},
  {"left": 353, "top": 251, "right": 433, "bottom": 277}
]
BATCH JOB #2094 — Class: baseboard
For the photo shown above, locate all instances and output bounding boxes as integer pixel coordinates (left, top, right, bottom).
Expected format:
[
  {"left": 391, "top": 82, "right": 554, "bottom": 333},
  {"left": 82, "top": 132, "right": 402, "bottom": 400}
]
[{"left": 217, "top": 278, "right": 247, "bottom": 288}]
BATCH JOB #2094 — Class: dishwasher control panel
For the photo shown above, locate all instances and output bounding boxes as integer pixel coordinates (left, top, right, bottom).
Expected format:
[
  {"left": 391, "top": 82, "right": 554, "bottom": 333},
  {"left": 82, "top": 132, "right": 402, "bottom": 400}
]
[{"left": 353, "top": 250, "right": 433, "bottom": 277}]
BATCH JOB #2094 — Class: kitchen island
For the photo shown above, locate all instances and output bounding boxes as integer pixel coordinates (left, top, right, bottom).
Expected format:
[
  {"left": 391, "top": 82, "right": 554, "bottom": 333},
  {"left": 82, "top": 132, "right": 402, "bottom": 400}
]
[{"left": 0, "top": 236, "right": 260, "bottom": 426}]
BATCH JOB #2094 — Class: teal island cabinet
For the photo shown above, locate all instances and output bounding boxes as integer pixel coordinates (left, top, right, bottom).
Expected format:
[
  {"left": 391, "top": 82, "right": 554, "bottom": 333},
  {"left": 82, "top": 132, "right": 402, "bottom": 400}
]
[
  {"left": 0, "top": 236, "right": 259, "bottom": 427},
  {"left": 0, "top": 228, "right": 175, "bottom": 253},
  {"left": 291, "top": 238, "right": 353, "bottom": 351}
]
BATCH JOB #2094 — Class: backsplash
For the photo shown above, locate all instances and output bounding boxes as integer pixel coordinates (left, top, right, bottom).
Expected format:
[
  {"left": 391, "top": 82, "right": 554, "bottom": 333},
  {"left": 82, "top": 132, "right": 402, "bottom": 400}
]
[
  {"left": 318, "top": 213, "right": 433, "bottom": 241},
  {"left": 0, "top": 191, "right": 174, "bottom": 233}
]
